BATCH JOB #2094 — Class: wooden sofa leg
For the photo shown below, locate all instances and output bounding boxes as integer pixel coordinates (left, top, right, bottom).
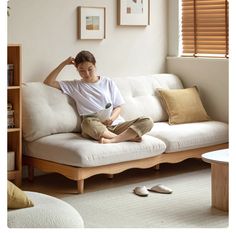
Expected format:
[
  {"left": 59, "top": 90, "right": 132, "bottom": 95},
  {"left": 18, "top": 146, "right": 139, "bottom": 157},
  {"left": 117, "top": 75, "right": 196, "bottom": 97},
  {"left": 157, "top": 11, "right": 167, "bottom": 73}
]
[
  {"left": 28, "top": 165, "right": 34, "bottom": 182},
  {"left": 77, "top": 180, "right": 84, "bottom": 194}
]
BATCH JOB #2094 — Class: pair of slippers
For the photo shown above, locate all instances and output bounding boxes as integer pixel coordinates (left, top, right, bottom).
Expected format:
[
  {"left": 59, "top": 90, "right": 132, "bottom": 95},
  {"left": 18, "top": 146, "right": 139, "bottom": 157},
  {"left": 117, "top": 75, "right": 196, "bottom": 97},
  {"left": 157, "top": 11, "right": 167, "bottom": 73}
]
[{"left": 133, "top": 184, "right": 172, "bottom": 197}]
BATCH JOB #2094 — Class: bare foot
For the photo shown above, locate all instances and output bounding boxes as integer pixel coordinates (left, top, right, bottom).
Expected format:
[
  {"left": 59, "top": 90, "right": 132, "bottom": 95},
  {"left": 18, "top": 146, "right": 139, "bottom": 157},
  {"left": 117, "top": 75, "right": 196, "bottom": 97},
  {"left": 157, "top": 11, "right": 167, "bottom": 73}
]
[
  {"left": 99, "top": 136, "right": 142, "bottom": 144},
  {"left": 99, "top": 137, "right": 112, "bottom": 144},
  {"left": 130, "top": 136, "right": 142, "bottom": 142}
]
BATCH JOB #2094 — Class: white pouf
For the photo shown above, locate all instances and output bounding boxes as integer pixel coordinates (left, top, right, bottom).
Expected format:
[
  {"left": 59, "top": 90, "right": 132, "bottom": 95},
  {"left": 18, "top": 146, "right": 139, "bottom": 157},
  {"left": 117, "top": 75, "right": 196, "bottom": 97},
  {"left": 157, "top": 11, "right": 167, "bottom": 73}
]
[{"left": 8, "top": 191, "right": 84, "bottom": 228}]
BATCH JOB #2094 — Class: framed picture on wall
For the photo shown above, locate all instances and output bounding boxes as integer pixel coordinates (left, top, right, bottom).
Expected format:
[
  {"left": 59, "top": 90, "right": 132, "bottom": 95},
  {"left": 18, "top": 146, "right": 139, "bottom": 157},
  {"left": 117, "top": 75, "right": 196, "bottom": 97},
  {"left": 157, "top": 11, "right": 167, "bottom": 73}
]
[
  {"left": 78, "top": 6, "right": 106, "bottom": 39},
  {"left": 117, "top": 0, "right": 150, "bottom": 26}
]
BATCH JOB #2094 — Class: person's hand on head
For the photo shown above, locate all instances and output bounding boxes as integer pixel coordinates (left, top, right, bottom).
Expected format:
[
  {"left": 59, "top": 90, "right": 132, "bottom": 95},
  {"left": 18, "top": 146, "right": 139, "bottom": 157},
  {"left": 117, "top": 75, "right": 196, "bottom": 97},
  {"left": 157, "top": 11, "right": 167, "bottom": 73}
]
[{"left": 63, "top": 57, "right": 75, "bottom": 66}]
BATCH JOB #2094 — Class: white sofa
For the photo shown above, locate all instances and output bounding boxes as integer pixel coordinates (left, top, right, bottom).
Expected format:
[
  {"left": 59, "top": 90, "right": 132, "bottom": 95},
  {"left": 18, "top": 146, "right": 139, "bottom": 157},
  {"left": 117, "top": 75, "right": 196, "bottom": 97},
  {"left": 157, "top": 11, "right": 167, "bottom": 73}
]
[{"left": 22, "top": 74, "right": 228, "bottom": 193}]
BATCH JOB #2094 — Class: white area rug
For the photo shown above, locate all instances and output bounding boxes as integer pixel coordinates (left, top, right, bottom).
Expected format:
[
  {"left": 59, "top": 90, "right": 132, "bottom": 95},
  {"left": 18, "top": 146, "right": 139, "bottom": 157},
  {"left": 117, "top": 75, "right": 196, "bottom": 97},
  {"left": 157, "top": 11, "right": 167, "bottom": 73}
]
[{"left": 62, "top": 169, "right": 228, "bottom": 228}]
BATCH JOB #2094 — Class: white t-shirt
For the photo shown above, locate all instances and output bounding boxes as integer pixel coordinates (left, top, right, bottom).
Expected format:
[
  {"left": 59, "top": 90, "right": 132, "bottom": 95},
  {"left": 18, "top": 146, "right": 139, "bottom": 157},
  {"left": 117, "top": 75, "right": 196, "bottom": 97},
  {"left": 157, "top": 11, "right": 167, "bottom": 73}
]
[{"left": 59, "top": 76, "right": 125, "bottom": 125}]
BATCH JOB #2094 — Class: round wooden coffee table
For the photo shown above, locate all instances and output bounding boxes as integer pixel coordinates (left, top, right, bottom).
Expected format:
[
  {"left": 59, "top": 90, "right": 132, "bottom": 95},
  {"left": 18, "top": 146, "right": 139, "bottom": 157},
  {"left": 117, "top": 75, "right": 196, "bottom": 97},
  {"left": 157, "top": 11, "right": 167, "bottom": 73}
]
[{"left": 202, "top": 149, "right": 229, "bottom": 212}]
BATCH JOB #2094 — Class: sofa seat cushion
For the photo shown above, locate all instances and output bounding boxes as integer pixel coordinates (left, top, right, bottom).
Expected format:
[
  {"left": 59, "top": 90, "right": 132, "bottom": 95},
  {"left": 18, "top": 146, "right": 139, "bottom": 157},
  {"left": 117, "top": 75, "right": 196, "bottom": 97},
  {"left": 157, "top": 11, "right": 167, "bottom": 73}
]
[
  {"left": 23, "top": 133, "right": 166, "bottom": 167},
  {"left": 8, "top": 191, "right": 84, "bottom": 228},
  {"left": 148, "top": 121, "right": 228, "bottom": 153}
]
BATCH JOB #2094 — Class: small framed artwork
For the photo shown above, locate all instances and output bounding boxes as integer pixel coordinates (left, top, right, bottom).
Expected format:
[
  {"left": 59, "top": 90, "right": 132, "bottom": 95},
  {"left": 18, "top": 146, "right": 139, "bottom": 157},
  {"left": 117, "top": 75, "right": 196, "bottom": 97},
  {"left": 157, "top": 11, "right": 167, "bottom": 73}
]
[
  {"left": 117, "top": 0, "right": 150, "bottom": 26},
  {"left": 78, "top": 6, "right": 106, "bottom": 39}
]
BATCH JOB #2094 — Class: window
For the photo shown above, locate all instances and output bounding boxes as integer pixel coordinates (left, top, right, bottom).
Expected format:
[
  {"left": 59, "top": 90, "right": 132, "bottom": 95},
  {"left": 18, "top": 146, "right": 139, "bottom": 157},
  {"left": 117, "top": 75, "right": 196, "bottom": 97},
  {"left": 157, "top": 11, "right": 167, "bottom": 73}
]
[{"left": 181, "top": 0, "right": 229, "bottom": 57}]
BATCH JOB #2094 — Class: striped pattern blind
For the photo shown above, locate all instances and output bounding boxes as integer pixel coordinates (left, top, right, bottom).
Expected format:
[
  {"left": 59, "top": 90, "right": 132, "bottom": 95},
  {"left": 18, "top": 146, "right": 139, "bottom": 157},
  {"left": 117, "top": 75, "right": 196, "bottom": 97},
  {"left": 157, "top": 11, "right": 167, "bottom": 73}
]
[{"left": 181, "top": 0, "right": 229, "bottom": 57}]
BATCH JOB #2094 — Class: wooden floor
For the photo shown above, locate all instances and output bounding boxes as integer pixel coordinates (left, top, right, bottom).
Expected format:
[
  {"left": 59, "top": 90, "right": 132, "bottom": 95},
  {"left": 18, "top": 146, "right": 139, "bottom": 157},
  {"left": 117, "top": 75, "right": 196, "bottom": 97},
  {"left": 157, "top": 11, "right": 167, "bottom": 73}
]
[{"left": 21, "top": 158, "right": 210, "bottom": 199}]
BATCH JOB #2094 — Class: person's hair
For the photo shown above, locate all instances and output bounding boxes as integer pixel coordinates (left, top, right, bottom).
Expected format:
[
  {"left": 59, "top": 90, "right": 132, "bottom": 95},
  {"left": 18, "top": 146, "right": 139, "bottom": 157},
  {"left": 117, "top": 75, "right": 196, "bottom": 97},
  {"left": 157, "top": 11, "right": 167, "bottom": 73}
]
[{"left": 74, "top": 50, "right": 96, "bottom": 66}]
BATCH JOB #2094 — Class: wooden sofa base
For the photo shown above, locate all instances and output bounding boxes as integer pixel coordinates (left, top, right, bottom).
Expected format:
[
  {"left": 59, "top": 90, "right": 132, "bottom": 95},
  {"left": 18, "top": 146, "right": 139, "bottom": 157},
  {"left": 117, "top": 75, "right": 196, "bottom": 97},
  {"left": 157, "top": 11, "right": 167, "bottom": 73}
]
[{"left": 23, "top": 143, "right": 228, "bottom": 194}]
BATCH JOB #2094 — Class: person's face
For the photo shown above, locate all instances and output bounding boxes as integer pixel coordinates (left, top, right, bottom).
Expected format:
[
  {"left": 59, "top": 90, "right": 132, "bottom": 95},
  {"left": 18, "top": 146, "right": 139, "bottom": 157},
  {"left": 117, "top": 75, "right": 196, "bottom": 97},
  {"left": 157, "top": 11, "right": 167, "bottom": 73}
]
[{"left": 77, "top": 62, "right": 97, "bottom": 82}]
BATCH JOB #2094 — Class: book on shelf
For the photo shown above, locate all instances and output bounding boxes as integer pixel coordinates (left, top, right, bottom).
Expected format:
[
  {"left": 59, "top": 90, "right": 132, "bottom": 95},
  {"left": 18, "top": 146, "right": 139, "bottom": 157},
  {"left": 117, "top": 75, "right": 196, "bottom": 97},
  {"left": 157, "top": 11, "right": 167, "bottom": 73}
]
[
  {"left": 7, "top": 151, "right": 15, "bottom": 171},
  {"left": 8, "top": 102, "right": 13, "bottom": 110},
  {"left": 7, "top": 64, "right": 14, "bottom": 86},
  {"left": 7, "top": 102, "right": 15, "bottom": 128}
]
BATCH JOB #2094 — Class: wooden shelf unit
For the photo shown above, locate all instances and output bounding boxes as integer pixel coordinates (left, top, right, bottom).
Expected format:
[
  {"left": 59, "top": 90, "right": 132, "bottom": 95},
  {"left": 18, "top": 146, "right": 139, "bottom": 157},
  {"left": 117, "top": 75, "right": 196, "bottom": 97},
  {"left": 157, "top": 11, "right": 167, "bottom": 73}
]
[{"left": 7, "top": 45, "right": 22, "bottom": 186}]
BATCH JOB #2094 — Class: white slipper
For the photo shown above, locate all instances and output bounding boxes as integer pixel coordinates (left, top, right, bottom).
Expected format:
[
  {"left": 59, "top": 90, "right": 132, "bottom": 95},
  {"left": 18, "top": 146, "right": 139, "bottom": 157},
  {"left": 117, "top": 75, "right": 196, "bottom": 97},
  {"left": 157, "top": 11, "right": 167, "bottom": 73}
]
[
  {"left": 133, "top": 186, "right": 149, "bottom": 197},
  {"left": 148, "top": 184, "right": 173, "bottom": 194}
]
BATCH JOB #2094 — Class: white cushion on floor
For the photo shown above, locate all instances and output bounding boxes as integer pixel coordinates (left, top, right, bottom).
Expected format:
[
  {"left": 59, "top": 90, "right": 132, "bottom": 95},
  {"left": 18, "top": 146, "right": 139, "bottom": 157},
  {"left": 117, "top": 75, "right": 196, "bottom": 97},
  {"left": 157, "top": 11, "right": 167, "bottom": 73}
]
[
  {"left": 8, "top": 191, "right": 84, "bottom": 228},
  {"left": 23, "top": 134, "right": 166, "bottom": 167},
  {"left": 148, "top": 121, "right": 228, "bottom": 152}
]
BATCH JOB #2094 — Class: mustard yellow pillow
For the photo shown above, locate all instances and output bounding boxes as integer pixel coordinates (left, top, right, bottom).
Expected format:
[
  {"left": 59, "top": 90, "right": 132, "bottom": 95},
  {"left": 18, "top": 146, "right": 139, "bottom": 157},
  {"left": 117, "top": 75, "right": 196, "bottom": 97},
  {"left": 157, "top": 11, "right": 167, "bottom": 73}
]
[
  {"left": 7, "top": 180, "right": 34, "bottom": 209},
  {"left": 158, "top": 86, "right": 210, "bottom": 124}
]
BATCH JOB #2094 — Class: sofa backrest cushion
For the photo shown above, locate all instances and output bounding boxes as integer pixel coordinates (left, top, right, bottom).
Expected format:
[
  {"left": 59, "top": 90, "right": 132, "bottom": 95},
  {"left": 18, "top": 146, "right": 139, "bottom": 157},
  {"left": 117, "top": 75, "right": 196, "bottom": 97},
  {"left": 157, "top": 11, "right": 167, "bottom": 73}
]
[
  {"left": 22, "top": 83, "right": 81, "bottom": 142},
  {"left": 113, "top": 74, "right": 184, "bottom": 122},
  {"left": 22, "top": 74, "right": 183, "bottom": 142}
]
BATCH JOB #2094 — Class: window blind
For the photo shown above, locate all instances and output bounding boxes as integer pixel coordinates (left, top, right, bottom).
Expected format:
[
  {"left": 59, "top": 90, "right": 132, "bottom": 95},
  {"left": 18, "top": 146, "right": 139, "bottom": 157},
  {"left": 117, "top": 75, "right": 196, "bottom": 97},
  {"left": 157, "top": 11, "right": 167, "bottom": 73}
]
[{"left": 181, "top": 0, "right": 229, "bottom": 57}]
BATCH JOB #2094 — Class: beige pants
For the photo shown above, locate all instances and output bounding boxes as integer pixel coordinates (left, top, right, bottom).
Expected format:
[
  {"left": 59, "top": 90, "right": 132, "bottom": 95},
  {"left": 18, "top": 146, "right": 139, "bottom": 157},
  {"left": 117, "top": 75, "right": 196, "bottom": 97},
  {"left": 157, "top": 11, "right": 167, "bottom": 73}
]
[{"left": 81, "top": 116, "right": 154, "bottom": 141}]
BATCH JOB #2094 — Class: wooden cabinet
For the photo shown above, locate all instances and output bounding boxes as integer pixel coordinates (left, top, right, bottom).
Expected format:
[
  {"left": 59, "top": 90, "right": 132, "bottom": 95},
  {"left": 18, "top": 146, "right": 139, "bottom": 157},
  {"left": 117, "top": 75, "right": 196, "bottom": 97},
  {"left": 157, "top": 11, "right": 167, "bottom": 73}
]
[{"left": 7, "top": 45, "right": 22, "bottom": 186}]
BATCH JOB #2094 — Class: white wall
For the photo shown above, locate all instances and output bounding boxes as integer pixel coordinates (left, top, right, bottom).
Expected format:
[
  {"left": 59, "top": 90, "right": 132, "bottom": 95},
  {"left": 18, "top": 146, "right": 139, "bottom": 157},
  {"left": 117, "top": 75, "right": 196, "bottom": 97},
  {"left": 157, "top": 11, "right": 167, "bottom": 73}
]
[
  {"left": 167, "top": 0, "right": 179, "bottom": 56},
  {"left": 167, "top": 57, "right": 228, "bottom": 123},
  {"left": 8, "top": 0, "right": 168, "bottom": 82}
]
